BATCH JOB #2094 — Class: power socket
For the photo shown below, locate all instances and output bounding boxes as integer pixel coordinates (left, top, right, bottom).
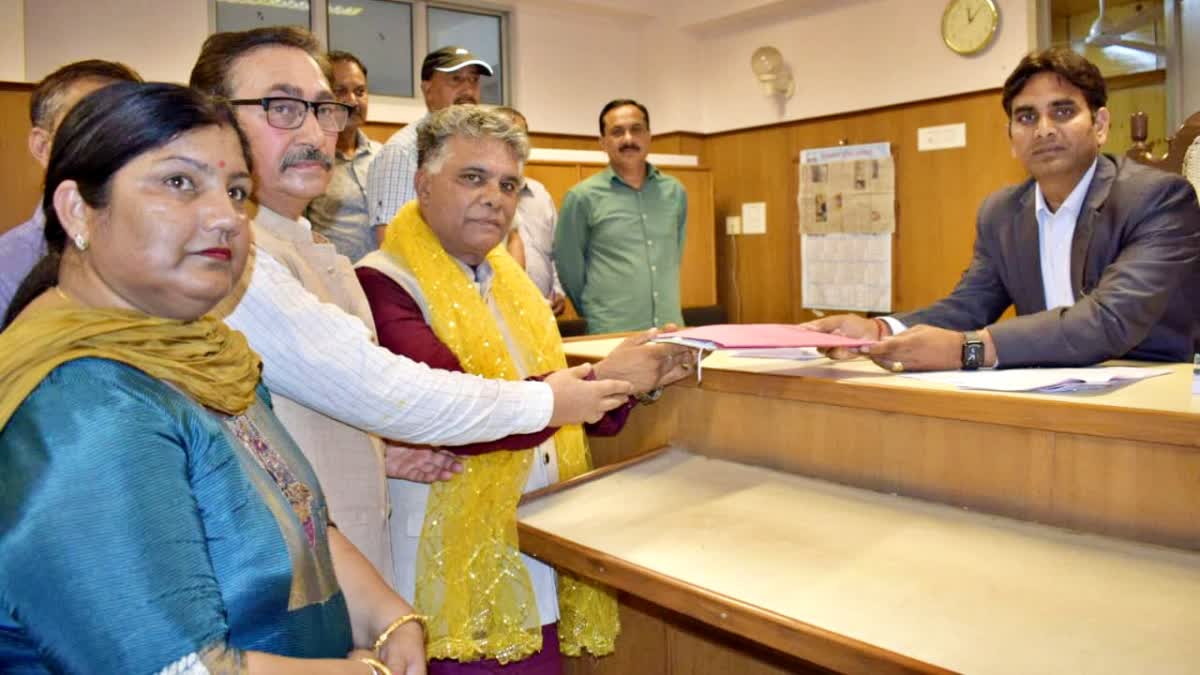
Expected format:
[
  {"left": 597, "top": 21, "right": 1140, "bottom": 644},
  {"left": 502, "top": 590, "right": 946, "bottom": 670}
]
[{"left": 725, "top": 215, "right": 742, "bottom": 235}]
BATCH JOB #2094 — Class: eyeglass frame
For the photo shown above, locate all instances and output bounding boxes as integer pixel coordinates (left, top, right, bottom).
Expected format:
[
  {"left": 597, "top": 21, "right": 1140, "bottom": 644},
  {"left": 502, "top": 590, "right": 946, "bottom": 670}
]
[{"left": 226, "top": 96, "right": 355, "bottom": 132}]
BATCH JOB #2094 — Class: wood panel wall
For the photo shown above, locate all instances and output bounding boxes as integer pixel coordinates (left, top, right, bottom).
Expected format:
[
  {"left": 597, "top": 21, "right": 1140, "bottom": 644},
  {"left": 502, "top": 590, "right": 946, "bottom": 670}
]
[{"left": 706, "top": 89, "right": 1028, "bottom": 324}]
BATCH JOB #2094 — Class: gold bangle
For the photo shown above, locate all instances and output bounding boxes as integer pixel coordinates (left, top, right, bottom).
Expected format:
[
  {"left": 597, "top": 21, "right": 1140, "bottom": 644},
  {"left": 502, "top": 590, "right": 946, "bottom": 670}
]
[
  {"left": 358, "top": 656, "right": 393, "bottom": 675},
  {"left": 372, "top": 613, "right": 428, "bottom": 656}
]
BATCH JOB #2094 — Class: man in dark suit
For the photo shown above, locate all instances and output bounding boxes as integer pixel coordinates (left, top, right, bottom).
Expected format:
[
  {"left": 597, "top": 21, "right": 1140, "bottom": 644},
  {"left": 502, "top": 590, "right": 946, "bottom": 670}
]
[{"left": 806, "top": 48, "right": 1200, "bottom": 371}]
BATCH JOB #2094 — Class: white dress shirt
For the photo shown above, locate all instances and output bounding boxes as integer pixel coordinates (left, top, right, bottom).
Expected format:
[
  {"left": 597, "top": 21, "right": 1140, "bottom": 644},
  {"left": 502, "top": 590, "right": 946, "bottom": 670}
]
[
  {"left": 221, "top": 213, "right": 554, "bottom": 447},
  {"left": 882, "top": 160, "right": 1099, "bottom": 335},
  {"left": 515, "top": 177, "right": 564, "bottom": 299}
]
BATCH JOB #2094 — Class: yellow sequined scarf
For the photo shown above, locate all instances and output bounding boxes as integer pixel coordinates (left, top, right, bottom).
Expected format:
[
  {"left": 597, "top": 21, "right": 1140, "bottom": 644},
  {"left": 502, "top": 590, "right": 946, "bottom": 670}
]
[
  {"left": 0, "top": 304, "right": 261, "bottom": 430},
  {"left": 381, "top": 201, "right": 619, "bottom": 664}
]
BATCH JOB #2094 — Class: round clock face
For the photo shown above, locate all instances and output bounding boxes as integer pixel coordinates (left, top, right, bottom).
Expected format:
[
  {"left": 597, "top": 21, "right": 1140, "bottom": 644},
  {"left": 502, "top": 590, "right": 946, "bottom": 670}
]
[{"left": 942, "top": 0, "right": 999, "bottom": 55}]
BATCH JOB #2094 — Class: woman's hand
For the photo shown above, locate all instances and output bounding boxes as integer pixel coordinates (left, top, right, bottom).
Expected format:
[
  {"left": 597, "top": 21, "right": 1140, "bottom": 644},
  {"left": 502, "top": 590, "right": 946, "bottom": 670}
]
[{"left": 379, "top": 621, "right": 426, "bottom": 675}]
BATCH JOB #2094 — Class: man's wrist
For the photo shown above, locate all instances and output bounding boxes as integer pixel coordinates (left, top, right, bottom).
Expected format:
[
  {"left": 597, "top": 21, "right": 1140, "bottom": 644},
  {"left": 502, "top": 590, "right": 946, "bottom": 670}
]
[{"left": 872, "top": 317, "right": 892, "bottom": 339}]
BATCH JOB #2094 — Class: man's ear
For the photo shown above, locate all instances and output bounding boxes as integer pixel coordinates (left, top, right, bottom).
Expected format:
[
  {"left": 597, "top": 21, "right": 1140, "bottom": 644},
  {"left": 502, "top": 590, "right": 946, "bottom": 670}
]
[
  {"left": 28, "top": 126, "right": 52, "bottom": 169},
  {"left": 414, "top": 168, "right": 431, "bottom": 200},
  {"left": 1093, "top": 106, "right": 1111, "bottom": 147},
  {"left": 53, "top": 179, "right": 93, "bottom": 246}
]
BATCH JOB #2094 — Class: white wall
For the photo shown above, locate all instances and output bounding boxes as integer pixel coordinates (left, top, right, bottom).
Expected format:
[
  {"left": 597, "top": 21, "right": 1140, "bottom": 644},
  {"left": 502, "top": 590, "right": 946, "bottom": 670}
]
[
  {"left": 0, "top": 0, "right": 23, "bottom": 82},
  {"left": 649, "top": 0, "right": 1034, "bottom": 134},
  {"left": 23, "top": 0, "right": 210, "bottom": 83},
  {"left": 6, "top": 0, "right": 1038, "bottom": 136}
]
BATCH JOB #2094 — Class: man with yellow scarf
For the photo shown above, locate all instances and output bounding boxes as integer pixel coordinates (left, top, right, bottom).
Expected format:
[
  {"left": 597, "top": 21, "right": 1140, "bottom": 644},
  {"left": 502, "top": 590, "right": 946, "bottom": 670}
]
[{"left": 355, "top": 105, "right": 690, "bottom": 674}]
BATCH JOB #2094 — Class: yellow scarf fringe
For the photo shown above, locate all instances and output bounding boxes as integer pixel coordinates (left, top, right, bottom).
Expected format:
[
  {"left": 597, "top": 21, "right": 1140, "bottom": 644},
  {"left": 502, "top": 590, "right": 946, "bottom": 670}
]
[
  {"left": 382, "top": 202, "right": 619, "bottom": 664},
  {"left": 0, "top": 306, "right": 260, "bottom": 431}
]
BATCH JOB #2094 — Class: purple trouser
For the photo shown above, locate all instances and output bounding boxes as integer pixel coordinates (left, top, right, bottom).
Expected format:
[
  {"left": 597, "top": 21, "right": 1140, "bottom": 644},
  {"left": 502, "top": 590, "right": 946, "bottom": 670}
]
[{"left": 428, "top": 624, "right": 563, "bottom": 675}]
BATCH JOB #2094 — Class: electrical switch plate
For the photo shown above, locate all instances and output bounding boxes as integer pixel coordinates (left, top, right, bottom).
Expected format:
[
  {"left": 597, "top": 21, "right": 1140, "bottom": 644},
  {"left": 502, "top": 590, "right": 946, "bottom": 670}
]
[
  {"left": 918, "top": 123, "right": 967, "bottom": 151},
  {"left": 725, "top": 215, "right": 742, "bottom": 235},
  {"left": 741, "top": 202, "right": 767, "bottom": 235}
]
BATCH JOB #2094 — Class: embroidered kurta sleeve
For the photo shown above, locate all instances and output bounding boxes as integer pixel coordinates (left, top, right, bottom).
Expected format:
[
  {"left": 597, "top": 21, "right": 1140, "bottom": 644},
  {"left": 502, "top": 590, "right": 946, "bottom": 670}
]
[
  {"left": 0, "top": 366, "right": 243, "bottom": 674},
  {"left": 222, "top": 248, "right": 554, "bottom": 446},
  {"left": 355, "top": 267, "right": 632, "bottom": 455}
]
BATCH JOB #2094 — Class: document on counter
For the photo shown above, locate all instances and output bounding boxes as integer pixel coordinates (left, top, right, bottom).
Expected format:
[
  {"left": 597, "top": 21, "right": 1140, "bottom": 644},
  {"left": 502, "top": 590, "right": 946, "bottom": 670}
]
[
  {"left": 726, "top": 347, "right": 825, "bottom": 361},
  {"left": 652, "top": 324, "right": 874, "bottom": 351},
  {"left": 901, "top": 366, "right": 1171, "bottom": 393}
]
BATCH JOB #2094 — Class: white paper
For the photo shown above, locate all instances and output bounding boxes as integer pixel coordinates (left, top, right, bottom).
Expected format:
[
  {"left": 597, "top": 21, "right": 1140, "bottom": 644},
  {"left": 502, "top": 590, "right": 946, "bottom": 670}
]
[
  {"left": 901, "top": 367, "right": 1171, "bottom": 393},
  {"left": 726, "top": 347, "right": 824, "bottom": 361},
  {"left": 801, "top": 232, "right": 892, "bottom": 312}
]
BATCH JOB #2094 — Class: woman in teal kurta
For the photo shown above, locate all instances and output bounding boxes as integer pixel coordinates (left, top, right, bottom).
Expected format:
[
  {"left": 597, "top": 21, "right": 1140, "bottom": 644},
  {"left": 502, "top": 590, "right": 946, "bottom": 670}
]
[{"left": 0, "top": 83, "right": 425, "bottom": 674}]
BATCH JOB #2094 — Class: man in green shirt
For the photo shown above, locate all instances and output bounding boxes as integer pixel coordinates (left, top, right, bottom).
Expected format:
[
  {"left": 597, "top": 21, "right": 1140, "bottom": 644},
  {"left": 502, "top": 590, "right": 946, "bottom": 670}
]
[{"left": 554, "top": 99, "right": 688, "bottom": 334}]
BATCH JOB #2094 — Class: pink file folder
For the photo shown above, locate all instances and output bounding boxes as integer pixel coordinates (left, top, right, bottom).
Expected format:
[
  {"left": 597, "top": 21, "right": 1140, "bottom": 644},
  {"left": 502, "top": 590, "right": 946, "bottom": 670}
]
[{"left": 654, "top": 323, "right": 875, "bottom": 350}]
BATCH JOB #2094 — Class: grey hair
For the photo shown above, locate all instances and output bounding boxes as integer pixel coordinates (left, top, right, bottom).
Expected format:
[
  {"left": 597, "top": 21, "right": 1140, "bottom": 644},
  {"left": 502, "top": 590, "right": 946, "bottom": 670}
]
[{"left": 416, "top": 104, "right": 530, "bottom": 174}]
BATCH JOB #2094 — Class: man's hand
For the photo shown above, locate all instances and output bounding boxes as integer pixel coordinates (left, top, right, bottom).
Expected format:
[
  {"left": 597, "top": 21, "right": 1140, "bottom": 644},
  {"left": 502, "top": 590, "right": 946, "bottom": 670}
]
[
  {"left": 549, "top": 291, "right": 566, "bottom": 317},
  {"left": 865, "top": 325, "right": 964, "bottom": 372},
  {"left": 593, "top": 329, "right": 692, "bottom": 394},
  {"left": 545, "top": 363, "right": 634, "bottom": 426},
  {"left": 799, "top": 314, "right": 886, "bottom": 360},
  {"left": 384, "top": 444, "right": 463, "bottom": 482}
]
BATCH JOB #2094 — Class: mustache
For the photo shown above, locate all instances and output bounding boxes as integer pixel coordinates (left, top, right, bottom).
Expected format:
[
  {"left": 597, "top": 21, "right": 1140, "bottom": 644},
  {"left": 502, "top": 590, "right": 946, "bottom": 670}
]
[
  {"left": 454, "top": 94, "right": 478, "bottom": 104},
  {"left": 280, "top": 145, "right": 333, "bottom": 171},
  {"left": 620, "top": 144, "right": 641, "bottom": 152}
]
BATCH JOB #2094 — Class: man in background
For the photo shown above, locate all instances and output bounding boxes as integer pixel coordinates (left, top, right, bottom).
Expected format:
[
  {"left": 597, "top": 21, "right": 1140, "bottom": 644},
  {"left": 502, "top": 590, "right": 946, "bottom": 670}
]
[
  {"left": 805, "top": 48, "right": 1200, "bottom": 371},
  {"left": 0, "top": 59, "right": 141, "bottom": 318},
  {"left": 366, "top": 46, "right": 492, "bottom": 246},
  {"left": 555, "top": 99, "right": 687, "bottom": 333},
  {"left": 494, "top": 105, "right": 566, "bottom": 315},
  {"left": 305, "top": 50, "right": 381, "bottom": 262}
]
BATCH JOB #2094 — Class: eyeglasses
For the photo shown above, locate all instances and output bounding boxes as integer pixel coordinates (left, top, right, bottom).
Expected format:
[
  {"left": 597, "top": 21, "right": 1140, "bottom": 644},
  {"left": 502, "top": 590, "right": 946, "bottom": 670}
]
[{"left": 227, "top": 97, "right": 354, "bottom": 132}]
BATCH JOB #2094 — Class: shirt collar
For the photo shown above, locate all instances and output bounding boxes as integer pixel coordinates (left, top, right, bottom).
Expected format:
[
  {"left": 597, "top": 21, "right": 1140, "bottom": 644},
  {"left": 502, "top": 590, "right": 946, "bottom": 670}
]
[
  {"left": 254, "top": 203, "right": 313, "bottom": 242},
  {"left": 605, "top": 162, "right": 659, "bottom": 188},
  {"left": 1034, "top": 158, "right": 1099, "bottom": 221},
  {"left": 452, "top": 255, "right": 494, "bottom": 291},
  {"left": 338, "top": 129, "right": 375, "bottom": 161}
]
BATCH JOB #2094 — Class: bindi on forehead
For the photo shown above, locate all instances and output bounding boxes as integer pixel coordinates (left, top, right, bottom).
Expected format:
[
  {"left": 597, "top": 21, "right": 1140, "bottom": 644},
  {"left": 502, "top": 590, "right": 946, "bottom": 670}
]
[{"left": 218, "top": 160, "right": 226, "bottom": 169}]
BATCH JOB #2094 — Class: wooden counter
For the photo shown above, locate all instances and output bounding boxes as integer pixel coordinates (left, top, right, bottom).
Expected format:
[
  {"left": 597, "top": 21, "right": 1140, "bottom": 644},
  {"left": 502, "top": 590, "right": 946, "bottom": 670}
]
[{"left": 516, "top": 337, "right": 1200, "bottom": 674}]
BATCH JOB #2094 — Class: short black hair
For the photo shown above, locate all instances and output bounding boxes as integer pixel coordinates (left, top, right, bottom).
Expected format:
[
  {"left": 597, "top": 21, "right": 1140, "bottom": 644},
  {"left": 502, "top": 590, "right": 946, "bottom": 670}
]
[
  {"left": 29, "top": 59, "right": 142, "bottom": 129},
  {"left": 598, "top": 99, "right": 649, "bottom": 135},
  {"left": 328, "top": 50, "right": 368, "bottom": 78},
  {"left": 1001, "top": 47, "right": 1107, "bottom": 118}
]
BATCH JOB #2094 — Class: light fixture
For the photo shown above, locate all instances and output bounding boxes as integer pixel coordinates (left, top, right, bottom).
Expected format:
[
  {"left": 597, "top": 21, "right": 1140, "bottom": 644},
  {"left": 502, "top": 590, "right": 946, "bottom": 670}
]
[{"left": 750, "top": 46, "right": 794, "bottom": 99}]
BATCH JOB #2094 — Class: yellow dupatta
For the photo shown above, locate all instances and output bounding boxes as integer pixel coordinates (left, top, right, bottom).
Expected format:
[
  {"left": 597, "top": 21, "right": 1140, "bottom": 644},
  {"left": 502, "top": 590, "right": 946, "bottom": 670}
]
[
  {"left": 0, "top": 305, "right": 260, "bottom": 430},
  {"left": 381, "top": 202, "right": 618, "bottom": 664}
]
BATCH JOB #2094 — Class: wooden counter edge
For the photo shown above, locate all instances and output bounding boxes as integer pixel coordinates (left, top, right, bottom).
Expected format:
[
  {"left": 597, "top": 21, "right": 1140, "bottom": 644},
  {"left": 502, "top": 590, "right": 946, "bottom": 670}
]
[
  {"left": 516, "top": 523, "right": 954, "bottom": 675},
  {"left": 564, "top": 351, "right": 1200, "bottom": 449}
]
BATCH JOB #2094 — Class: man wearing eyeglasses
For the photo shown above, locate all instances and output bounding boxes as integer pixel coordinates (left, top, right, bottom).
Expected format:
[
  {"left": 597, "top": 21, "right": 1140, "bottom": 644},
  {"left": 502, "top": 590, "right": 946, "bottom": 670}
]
[{"left": 188, "top": 27, "right": 633, "bottom": 584}]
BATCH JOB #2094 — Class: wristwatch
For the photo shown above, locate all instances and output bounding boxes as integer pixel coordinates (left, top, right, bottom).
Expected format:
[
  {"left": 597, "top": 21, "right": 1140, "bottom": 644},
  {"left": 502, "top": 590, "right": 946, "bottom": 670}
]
[
  {"left": 961, "top": 331, "right": 984, "bottom": 370},
  {"left": 636, "top": 387, "right": 663, "bottom": 405}
]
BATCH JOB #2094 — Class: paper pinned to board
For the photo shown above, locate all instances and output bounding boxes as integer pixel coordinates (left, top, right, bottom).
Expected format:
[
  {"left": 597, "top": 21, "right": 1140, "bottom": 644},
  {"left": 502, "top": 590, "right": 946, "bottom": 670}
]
[{"left": 901, "top": 367, "right": 1171, "bottom": 393}]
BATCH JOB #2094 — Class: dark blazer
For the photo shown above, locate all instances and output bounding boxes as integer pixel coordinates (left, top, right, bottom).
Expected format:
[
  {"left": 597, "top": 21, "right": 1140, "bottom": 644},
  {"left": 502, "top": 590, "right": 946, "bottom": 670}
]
[{"left": 893, "top": 154, "right": 1200, "bottom": 367}]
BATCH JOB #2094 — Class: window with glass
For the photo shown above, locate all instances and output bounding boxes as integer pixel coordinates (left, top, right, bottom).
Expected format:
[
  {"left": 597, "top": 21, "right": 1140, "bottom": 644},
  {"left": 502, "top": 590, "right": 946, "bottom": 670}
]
[
  {"left": 215, "top": 0, "right": 312, "bottom": 33},
  {"left": 211, "top": 1, "right": 509, "bottom": 104},
  {"left": 328, "top": 0, "right": 414, "bottom": 97},
  {"left": 427, "top": 5, "right": 506, "bottom": 105}
]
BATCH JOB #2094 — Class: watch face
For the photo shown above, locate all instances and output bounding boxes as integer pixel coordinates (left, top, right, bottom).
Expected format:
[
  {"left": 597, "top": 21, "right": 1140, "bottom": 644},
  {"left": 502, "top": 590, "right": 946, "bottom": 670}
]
[
  {"left": 964, "top": 343, "right": 984, "bottom": 368},
  {"left": 942, "top": 0, "right": 999, "bottom": 55}
]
